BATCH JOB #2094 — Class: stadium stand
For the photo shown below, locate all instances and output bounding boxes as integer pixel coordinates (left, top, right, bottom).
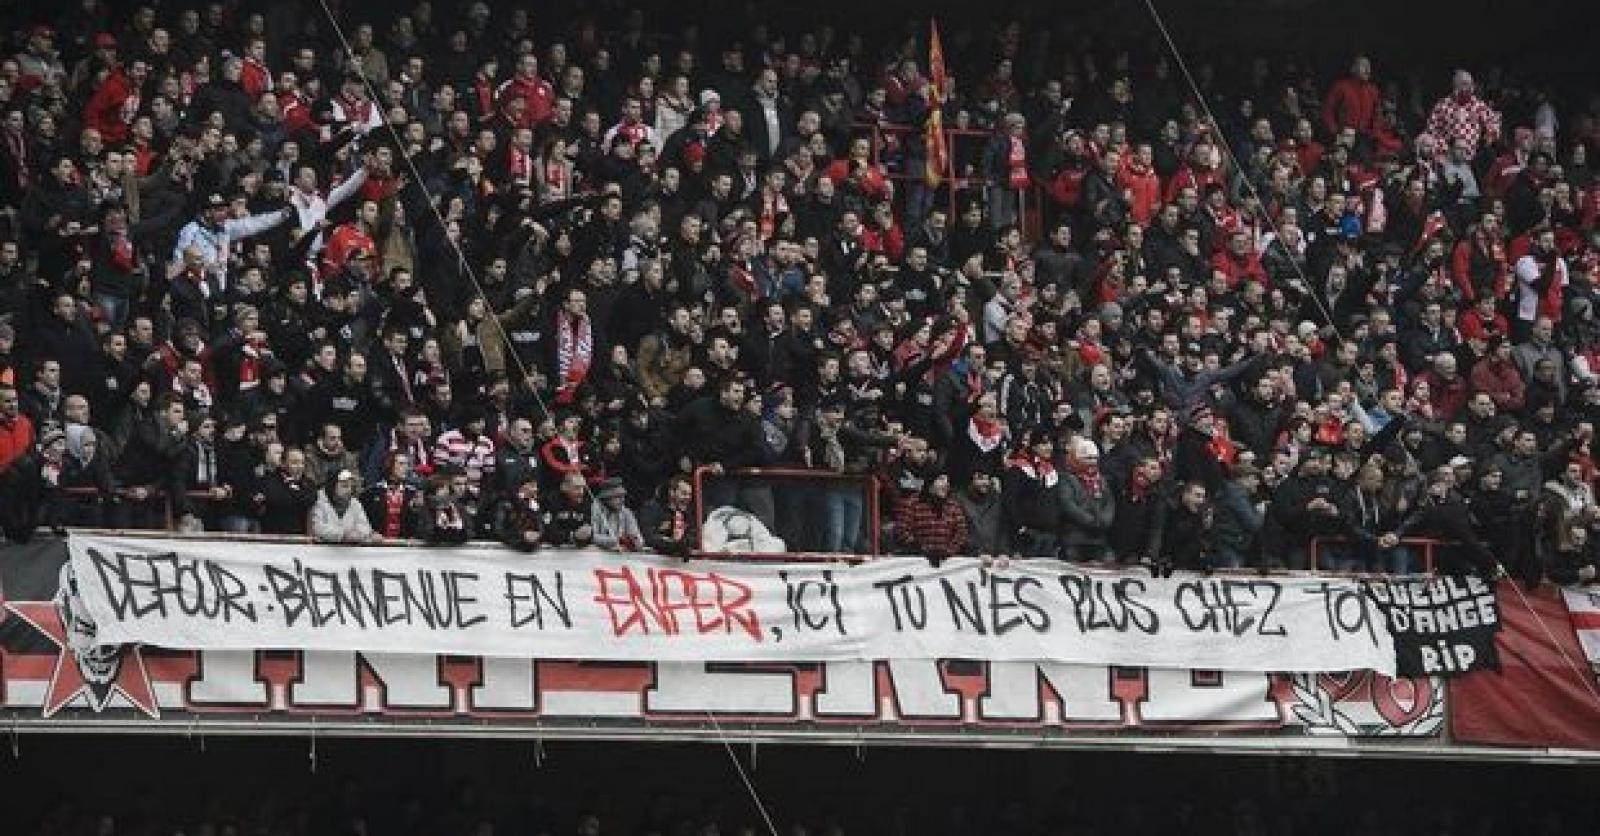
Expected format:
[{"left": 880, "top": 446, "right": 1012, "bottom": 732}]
[{"left": 0, "top": 0, "right": 1596, "bottom": 586}]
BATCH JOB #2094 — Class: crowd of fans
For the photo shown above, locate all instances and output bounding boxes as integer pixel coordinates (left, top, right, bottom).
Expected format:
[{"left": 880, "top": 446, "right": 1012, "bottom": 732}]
[{"left": 0, "top": 1, "right": 1598, "bottom": 582}]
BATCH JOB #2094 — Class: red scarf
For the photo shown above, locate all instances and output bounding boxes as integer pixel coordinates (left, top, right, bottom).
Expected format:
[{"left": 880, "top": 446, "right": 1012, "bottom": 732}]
[
  {"left": 508, "top": 147, "right": 532, "bottom": 186},
  {"left": 968, "top": 416, "right": 1005, "bottom": 453},
  {"left": 1475, "top": 230, "right": 1508, "bottom": 296},
  {"left": 615, "top": 120, "right": 648, "bottom": 147},
  {"left": 1007, "top": 136, "right": 1029, "bottom": 189},
  {"left": 728, "top": 259, "right": 757, "bottom": 297},
  {"left": 759, "top": 188, "right": 788, "bottom": 241},
  {"left": 475, "top": 78, "right": 495, "bottom": 116},
  {"left": 382, "top": 486, "right": 406, "bottom": 538},
  {"left": 1534, "top": 253, "right": 1568, "bottom": 320},
  {"left": 237, "top": 334, "right": 264, "bottom": 391},
  {"left": 109, "top": 230, "right": 136, "bottom": 272},
  {"left": 555, "top": 310, "right": 593, "bottom": 402},
  {"left": 340, "top": 92, "right": 372, "bottom": 125},
  {"left": 1208, "top": 425, "right": 1238, "bottom": 467},
  {"left": 1071, "top": 458, "right": 1104, "bottom": 498},
  {"left": 1128, "top": 466, "right": 1156, "bottom": 502},
  {"left": 2, "top": 129, "right": 28, "bottom": 189},
  {"left": 1007, "top": 451, "right": 1057, "bottom": 487},
  {"left": 543, "top": 160, "right": 568, "bottom": 198}
]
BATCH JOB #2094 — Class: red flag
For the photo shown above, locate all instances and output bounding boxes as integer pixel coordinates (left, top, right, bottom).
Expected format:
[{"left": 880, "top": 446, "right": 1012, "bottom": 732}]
[{"left": 924, "top": 21, "right": 949, "bottom": 188}]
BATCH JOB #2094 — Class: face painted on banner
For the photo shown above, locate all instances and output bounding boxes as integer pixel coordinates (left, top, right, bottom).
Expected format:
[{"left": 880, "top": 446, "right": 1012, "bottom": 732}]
[{"left": 55, "top": 562, "right": 125, "bottom": 698}]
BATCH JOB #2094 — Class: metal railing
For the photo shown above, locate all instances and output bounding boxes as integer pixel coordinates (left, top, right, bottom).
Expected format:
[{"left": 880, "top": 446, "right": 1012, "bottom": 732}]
[
  {"left": 856, "top": 120, "right": 1045, "bottom": 241},
  {"left": 692, "top": 465, "right": 880, "bottom": 562},
  {"left": 51, "top": 501, "right": 1455, "bottom": 579},
  {"left": 1308, "top": 537, "right": 1443, "bottom": 574}
]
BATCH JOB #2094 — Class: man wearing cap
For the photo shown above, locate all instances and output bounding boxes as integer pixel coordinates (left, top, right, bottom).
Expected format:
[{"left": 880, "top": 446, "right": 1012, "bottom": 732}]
[
  {"left": 311, "top": 468, "right": 379, "bottom": 543},
  {"left": 591, "top": 477, "right": 643, "bottom": 551},
  {"left": 169, "top": 192, "right": 293, "bottom": 288}
]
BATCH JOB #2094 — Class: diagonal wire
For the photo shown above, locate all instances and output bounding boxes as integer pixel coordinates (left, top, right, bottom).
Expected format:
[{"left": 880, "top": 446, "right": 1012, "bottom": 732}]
[
  {"left": 1499, "top": 572, "right": 1600, "bottom": 710},
  {"left": 704, "top": 709, "right": 782, "bottom": 836},
  {"left": 316, "top": 9, "right": 782, "bottom": 825},
  {"left": 1144, "top": 4, "right": 1593, "bottom": 715},
  {"left": 312, "top": 0, "right": 600, "bottom": 508},
  {"left": 1141, "top": 0, "right": 1343, "bottom": 340}
]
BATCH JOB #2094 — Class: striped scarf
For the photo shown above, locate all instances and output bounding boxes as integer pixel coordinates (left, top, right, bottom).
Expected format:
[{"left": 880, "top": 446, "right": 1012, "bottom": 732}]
[{"left": 555, "top": 310, "right": 593, "bottom": 401}]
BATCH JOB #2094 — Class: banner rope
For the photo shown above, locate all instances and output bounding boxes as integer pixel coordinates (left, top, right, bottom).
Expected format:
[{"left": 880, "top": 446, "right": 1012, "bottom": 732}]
[
  {"left": 310, "top": 7, "right": 781, "bottom": 827},
  {"left": 1498, "top": 570, "right": 1600, "bottom": 709},
  {"left": 311, "top": 0, "right": 603, "bottom": 511},
  {"left": 1141, "top": 0, "right": 1343, "bottom": 340},
  {"left": 1143, "top": 0, "right": 1600, "bottom": 714},
  {"left": 704, "top": 710, "right": 781, "bottom": 836}
]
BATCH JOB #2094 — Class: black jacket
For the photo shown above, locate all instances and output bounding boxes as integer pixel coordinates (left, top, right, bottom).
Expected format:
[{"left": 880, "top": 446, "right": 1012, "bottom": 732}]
[
  {"left": 674, "top": 397, "right": 761, "bottom": 469},
  {"left": 261, "top": 470, "right": 317, "bottom": 534}
]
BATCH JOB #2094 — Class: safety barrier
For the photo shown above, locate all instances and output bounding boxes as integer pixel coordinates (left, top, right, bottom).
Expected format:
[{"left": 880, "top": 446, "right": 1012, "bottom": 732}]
[
  {"left": 692, "top": 465, "right": 880, "bottom": 562},
  {"left": 1308, "top": 536, "right": 1443, "bottom": 574},
  {"left": 856, "top": 120, "right": 1046, "bottom": 241},
  {"left": 49, "top": 509, "right": 1452, "bottom": 577}
]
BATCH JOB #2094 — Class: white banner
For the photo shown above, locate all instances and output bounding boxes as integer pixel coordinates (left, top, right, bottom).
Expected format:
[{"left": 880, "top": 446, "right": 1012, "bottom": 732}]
[{"left": 65, "top": 535, "right": 1397, "bottom": 675}]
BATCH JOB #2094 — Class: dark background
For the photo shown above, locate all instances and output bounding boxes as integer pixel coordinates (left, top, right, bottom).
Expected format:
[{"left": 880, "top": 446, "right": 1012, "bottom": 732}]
[{"left": 2, "top": 735, "right": 1596, "bottom": 833}]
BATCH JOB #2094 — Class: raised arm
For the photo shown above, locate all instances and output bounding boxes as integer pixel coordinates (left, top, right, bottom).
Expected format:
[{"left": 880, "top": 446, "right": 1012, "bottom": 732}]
[
  {"left": 325, "top": 165, "right": 371, "bottom": 212},
  {"left": 224, "top": 206, "right": 293, "bottom": 240}
]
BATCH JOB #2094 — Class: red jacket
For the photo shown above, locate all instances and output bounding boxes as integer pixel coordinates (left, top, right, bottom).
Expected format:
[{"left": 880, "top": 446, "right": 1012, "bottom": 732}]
[
  {"left": 83, "top": 68, "right": 137, "bottom": 144},
  {"left": 1045, "top": 162, "right": 1088, "bottom": 209},
  {"left": 321, "top": 223, "right": 376, "bottom": 276},
  {"left": 1450, "top": 234, "right": 1508, "bottom": 302},
  {"left": 1163, "top": 163, "right": 1223, "bottom": 204},
  {"left": 1321, "top": 76, "right": 1382, "bottom": 136},
  {"left": 280, "top": 90, "right": 313, "bottom": 134},
  {"left": 241, "top": 57, "right": 271, "bottom": 99},
  {"left": 862, "top": 221, "right": 904, "bottom": 263},
  {"left": 824, "top": 158, "right": 890, "bottom": 202},
  {"left": 497, "top": 75, "right": 556, "bottom": 127},
  {"left": 1292, "top": 140, "right": 1324, "bottom": 177},
  {"left": 0, "top": 413, "right": 35, "bottom": 473},
  {"left": 1470, "top": 356, "right": 1526, "bottom": 413},
  {"left": 1458, "top": 309, "right": 1509, "bottom": 342},
  {"left": 1416, "top": 370, "right": 1470, "bottom": 421},
  {"left": 1210, "top": 249, "right": 1268, "bottom": 289},
  {"left": 1117, "top": 158, "right": 1161, "bottom": 225}
]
